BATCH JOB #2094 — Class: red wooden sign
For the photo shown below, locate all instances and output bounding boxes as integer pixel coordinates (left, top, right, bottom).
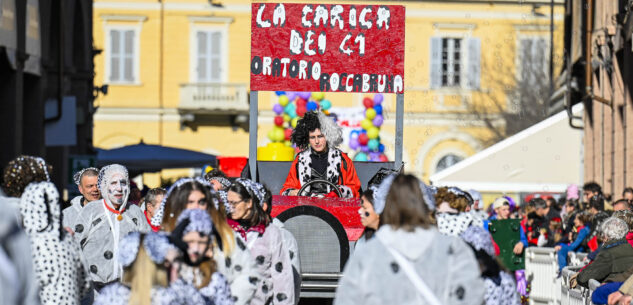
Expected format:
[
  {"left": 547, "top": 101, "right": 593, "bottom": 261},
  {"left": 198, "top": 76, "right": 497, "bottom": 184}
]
[{"left": 250, "top": 3, "right": 405, "bottom": 93}]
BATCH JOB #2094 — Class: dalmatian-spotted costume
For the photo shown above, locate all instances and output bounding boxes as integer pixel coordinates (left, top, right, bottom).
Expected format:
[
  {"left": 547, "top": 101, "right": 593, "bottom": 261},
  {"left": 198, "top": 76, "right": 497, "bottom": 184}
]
[
  {"left": 19, "top": 182, "right": 92, "bottom": 305},
  {"left": 280, "top": 111, "right": 360, "bottom": 198},
  {"left": 94, "top": 232, "right": 206, "bottom": 305},
  {"left": 74, "top": 164, "right": 149, "bottom": 285},
  {"left": 459, "top": 226, "right": 521, "bottom": 305},
  {"left": 62, "top": 167, "right": 99, "bottom": 230},
  {"left": 172, "top": 209, "right": 234, "bottom": 305},
  {"left": 62, "top": 196, "right": 83, "bottom": 230},
  {"left": 151, "top": 178, "right": 262, "bottom": 305},
  {"left": 228, "top": 179, "right": 295, "bottom": 305}
]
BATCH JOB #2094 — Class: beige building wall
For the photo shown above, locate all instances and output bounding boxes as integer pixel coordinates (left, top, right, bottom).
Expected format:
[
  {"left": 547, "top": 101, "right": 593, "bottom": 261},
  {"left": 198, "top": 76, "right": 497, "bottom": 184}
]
[{"left": 93, "top": 0, "right": 565, "bottom": 186}]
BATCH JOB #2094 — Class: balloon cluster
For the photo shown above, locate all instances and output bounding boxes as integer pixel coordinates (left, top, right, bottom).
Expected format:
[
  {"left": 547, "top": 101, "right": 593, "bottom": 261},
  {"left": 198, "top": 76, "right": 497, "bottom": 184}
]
[
  {"left": 269, "top": 91, "right": 332, "bottom": 147},
  {"left": 349, "top": 94, "right": 388, "bottom": 162}
]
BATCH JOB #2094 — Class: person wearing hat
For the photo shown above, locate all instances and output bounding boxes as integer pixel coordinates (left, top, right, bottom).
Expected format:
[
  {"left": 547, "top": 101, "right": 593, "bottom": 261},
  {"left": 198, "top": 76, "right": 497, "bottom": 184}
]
[
  {"left": 484, "top": 197, "right": 528, "bottom": 255},
  {"left": 74, "top": 164, "right": 150, "bottom": 289},
  {"left": 280, "top": 111, "right": 361, "bottom": 198},
  {"left": 63, "top": 167, "right": 100, "bottom": 231}
]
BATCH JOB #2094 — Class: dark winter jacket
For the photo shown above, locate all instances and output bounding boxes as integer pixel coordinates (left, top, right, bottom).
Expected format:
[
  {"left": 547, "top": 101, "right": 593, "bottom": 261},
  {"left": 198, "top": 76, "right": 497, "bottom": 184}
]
[{"left": 577, "top": 239, "right": 633, "bottom": 288}]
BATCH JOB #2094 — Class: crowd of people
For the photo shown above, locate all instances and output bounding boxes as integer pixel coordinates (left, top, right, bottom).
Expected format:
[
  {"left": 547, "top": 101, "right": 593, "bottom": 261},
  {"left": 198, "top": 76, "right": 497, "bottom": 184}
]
[{"left": 4, "top": 111, "right": 633, "bottom": 305}]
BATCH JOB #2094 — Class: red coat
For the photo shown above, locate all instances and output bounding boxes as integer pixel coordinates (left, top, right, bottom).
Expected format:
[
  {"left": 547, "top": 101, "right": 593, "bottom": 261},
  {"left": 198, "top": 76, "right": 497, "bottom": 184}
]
[{"left": 280, "top": 148, "right": 361, "bottom": 198}]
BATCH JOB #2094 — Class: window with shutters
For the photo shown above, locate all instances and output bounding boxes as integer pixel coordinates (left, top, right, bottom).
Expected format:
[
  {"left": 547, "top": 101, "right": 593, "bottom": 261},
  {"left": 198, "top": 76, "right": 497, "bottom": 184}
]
[
  {"left": 430, "top": 36, "right": 480, "bottom": 90},
  {"left": 192, "top": 29, "right": 225, "bottom": 83},
  {"left": 517, "top": 37, "right": 549, "bottom": 86},
  {"left": 105, "top": 26, "right": 139, "bottom": 84}
]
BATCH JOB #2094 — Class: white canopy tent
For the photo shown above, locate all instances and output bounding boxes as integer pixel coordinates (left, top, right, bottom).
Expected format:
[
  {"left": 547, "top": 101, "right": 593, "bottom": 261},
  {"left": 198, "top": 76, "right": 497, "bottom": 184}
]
[{"left": 430, "top": 104, "right": 584, "bottom": 193}]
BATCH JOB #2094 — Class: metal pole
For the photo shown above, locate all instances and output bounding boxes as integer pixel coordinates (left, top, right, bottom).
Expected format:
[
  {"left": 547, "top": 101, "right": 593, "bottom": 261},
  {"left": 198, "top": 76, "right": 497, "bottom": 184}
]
[
  {"left": 395, "top": 93, "right": 404, "bottom": 171},
  {"left": 249, "top": 91, "right": 258, "bottom": 180},
  {"left": 549, "top": 0, "right": 554, "bottom": 97}
]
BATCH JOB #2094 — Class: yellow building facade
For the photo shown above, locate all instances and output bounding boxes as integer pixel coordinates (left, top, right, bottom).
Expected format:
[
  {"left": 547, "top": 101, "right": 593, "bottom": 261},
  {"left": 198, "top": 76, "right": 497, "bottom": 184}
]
[{"left": 93, "top": 0, "right": 564, "bottom": 187}]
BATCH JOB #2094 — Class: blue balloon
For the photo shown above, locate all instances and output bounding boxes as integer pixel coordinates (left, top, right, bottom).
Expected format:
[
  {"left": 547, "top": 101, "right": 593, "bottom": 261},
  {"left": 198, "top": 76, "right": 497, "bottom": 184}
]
[
  {"left": 379, "top": 144, "right": 385, "bottom": 153},
  {"left": 368, "top": 139, "right": 380, "bottom": 151},
  {"left": 275, "top": 91, "right": 286, "bottom": 96},
  {"left": 350, "top": 130, "right": 360, "bottom": 139},
  {"left": 374, "top": 105, "right": 383, "bottom": 115},
  {"left": 306, "top": 101, "right": 318, "bottom": 111}
]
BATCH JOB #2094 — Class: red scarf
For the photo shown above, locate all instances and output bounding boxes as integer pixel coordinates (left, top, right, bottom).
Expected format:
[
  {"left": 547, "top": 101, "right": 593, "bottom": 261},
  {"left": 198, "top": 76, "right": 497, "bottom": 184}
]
[
  {"left": 227, "top": 219, "right": 266, "bottom": 241},
  {"left": 144, "top": 210, "right": 160, "bottom": 232}
]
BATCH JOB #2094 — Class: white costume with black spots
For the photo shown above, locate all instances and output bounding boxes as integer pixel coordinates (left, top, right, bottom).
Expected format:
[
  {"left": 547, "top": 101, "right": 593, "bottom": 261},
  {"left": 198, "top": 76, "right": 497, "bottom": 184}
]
[
  {"left": 484, "top": 273, "right": 520, "bottom": 305},
  {"left": 74, "top": 165, "right": 150, "bottom": 284},
  {"left": 62, "top": 196, "right": 84, "bottom": 229},
  {"left": 335, "top": 225, "right": 484, "bottom": 305},
  {"left": 94, "top": 280, "right": 206, "bottom": 305},
  {"left": 289, "top": 148, "right": 355, "bottom": 198},
  {"left": 19, "top": 182, "right": 92, "bottom": 305},
  {"left": 436, "top": 212, "right": 474, "bottom": 237},
  {"left": 213, "top": 234, "right": 262, "bottom": 305},
  {"left": 272, "top": 218, "right": 301, "bottom": 305},
  {"left": 179, "top": 266, "right": 234, "bottom": 305},
  {"left": 242, "top": 225, "right": 295, "bottom": 305}
]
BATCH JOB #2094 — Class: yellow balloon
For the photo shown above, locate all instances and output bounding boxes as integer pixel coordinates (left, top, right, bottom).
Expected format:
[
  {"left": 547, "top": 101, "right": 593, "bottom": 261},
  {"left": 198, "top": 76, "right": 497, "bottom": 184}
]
[
  {"left": 284, "top": 140, "right": 292, "bottom": 147},
  {"left": 274, "top": 127, "right": 285, "bottom": 142},
  {"left": 291, "top": 117, "right": 299, "bottom": 128},
  {"left": 361, "top": 119, "right": 373, "bottom": 130},
  {"left": 366, "top": 108, "right": 377, "bottom": 120},
  {"left": 311, "top": 92, "right": 325, "bottom": 101},
  {"left": 367, "top": 127, "right": 379, "bottom": 139},
  {"left": 279, "top": 95, "right": 289, "bottom": 106},
  {"left": 283, "top": 114, "right": 291, "bottom": 122},
  {"left": 268, "top": 129, "right": 276, "bottom": 141}
]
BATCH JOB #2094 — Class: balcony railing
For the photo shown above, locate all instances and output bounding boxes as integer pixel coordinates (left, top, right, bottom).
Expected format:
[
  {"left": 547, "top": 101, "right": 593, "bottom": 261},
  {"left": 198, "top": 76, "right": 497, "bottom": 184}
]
[{"left": 179, "top": 83, "right": 249, "bottom": 112}]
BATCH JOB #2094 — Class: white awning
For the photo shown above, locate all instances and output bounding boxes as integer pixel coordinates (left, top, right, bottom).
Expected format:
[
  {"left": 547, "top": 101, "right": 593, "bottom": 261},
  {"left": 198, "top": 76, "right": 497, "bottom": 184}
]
[{"left": 430, "top": 104, "right": 584, "bottom": 193}]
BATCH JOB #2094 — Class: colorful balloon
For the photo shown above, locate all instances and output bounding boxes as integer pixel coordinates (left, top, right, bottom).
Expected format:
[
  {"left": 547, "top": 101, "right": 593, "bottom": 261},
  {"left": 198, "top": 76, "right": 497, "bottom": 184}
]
[
  {"left": 368, "top": 139, "right": 380, "bottom": 151},
  {"left": 291, "top": 117, "right": 299, "bottom": 128},
  {"left": 367, "top": 127, "right": 379, "bottom": 139},
  {"left": 363, "top": 97, "right": 374, "bottom": 109},
  {"left": 311, "top": 92, "right": 325, "bottom": 100},
  {"left": 274, "top": 127, "right": 285, "bottom": 142},
  {"left": 299, "top": 92, "right": 312, "bottom": 100},
  {"left": 273, "top": 104, "right": 283, "bottom": 115},
  {"left": 278, "top": 95, "right": 289, "bottom": 106},
  {"left": 350, "top": 130, "right": 360, "bottom": 139},
  {"left": 358, "top": 133, "right": 369, "bottom": 145},
  {"left": 373, "top": 94, "right": 384, "bottom": 105},
  {"left": 361, "top": 119, "right": 373, "bottom": 130},
  {"left": 287, "top": 92, "right": 297, "bottom": 102},
  {"left": 296, "top": 98, "right": 308, "bottom": 107},
  {"left": 284, "top": 103, "right": 296, "bottom": 115},
  {"left": 372, "top": 115, "right": 384, "bottom": 127},
  {"left": 320, "top": 100, "right": 332, "bottom": 110},
  {"left": 349, "top": 138, "right": 360, "bottom": 150},
  {"left": 275, "top": 91, "right": 286, "bottom": 96},
  {"left": 366, "top": 108, "right": 377, "bottom": 120},
  {"left": 374, "top": 104, "right": 383, "bottom": 115},
  {"left": 274, "top": 116, "right": 284, "bottom": 127},
  {"left": 267, "top": 129, "right": 275, "bottom": 141},
  {"left": 379, "top": 144, "right": 385, "bottom": 153},
  {"left": 354, "top": 152, "right": 368, "bottom": 162},
  {"left": 283, "top": 114, "right": 291, "bottom": 122},
  {"left": 296, "top": 107, "right": 306, "bottom": 117},
  {"left": 306, "top": 101, "right": 318, "bottom": 111},
  {"left": 379, "top": 154, "right": 389, "bottom": 162},
  {"left": 360, "top": 145, "right": 370, "bottom": 153},
  {"left": 284, "top": 128, "right": 293, "bottom": 140}
]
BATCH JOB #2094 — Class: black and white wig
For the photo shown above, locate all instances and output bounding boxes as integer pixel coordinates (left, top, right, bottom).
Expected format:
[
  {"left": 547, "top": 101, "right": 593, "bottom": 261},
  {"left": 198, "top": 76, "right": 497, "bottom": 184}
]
[{"left": 290, "top": 111, "right": 343, "bottom": 150}]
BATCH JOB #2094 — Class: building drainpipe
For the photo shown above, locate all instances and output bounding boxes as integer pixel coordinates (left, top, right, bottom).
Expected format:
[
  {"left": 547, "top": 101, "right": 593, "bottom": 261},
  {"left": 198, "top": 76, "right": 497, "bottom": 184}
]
[{"left": 46, "top": 0, "right": 64, "bottom": 124}]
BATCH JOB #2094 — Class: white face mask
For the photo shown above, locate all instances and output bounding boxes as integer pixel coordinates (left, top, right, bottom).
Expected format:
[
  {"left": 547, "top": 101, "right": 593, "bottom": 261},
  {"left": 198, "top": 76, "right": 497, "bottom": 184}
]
[{"left": 105, "top": 173, "right": 129, "bottom": 207}]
